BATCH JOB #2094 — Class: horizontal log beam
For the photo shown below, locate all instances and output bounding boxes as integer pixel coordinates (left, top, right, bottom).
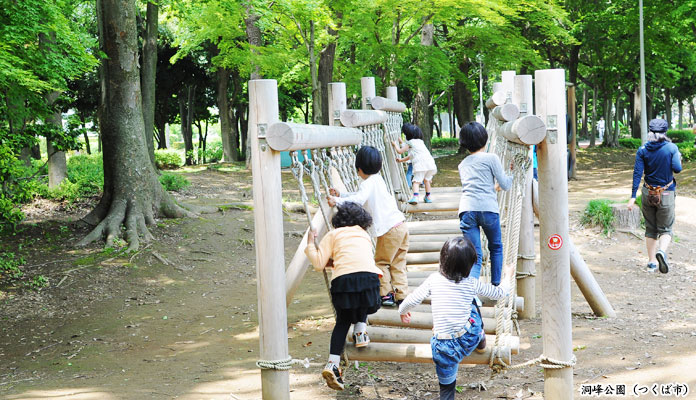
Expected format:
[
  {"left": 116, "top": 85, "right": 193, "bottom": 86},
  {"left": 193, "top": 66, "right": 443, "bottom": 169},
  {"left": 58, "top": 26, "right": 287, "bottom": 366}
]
[
  {"left": 404, "top": 200, "right": 460, "bottom": 213},
  {"left": 346, "top": 327, "right": 519, "bottom": 354},
  {"left": 406, "top": 252, "right": 440, "bottom": 265},
  {"left": 408, "top": 241, "right": 446, "bottom": 253},
  {"left": 492, "top": 104, "right": 520, "bottom": 122},
  {"left": 429, "top": 186, "right": 463, "bottom": 194},
  {"left": 266, "top": 122, "right": 361, "bottom": 151},
  {"left": 500, "top": 115, "right": 546, "bottom": 145},
  {"left": 409, "top": 233, "right": 460, "bottom": 243},
  {"left": 406, "top": 263, "right": 439, "bottom": 272},
  {"left": 485, "top": 91, "right": 507, "bottom": 109},
  {"left": 421, "top": 295, "right": 524, "bottom": 312},
  {"left": 406, "top": 219, "right": 460, "bottom": 235},
  {"left": 370, "top": 96, "right": 407, "bottom": 113},
  {"left": 340, "top": 109, "right": 388, "bottom": 128},
  {"left": 368, "top": 309, "right": 497, "bottom": 334},
  {"left": 345, "top": 341, "right": 511, "bottom": 365}
]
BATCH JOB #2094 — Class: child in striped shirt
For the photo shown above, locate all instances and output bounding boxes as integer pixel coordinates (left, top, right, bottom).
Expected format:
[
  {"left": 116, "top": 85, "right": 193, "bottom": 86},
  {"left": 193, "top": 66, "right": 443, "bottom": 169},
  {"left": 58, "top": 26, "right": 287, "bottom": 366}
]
[{"left": 398, "top": 237, "right": 514, "bottom": 400}]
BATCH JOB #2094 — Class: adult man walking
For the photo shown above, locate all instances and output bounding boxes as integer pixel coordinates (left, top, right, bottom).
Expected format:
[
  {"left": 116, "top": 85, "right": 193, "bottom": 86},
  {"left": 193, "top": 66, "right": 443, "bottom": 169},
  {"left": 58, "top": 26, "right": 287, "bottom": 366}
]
[
  {"left": 628, "top": 119, "right": 682, "bottom": 273},
  {"left": 596, "top": 117, "right": 605, "bottom": 143}
]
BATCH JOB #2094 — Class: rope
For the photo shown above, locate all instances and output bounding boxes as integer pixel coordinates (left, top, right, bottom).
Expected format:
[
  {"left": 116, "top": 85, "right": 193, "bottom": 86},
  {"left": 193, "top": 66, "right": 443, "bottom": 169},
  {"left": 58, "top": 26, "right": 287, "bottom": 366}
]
[
  {"left": 506, "top": 354, "right": 577, "bottom": 371},
  {"left": 256, "top": 356, "right": 310, "bottom": 370}
]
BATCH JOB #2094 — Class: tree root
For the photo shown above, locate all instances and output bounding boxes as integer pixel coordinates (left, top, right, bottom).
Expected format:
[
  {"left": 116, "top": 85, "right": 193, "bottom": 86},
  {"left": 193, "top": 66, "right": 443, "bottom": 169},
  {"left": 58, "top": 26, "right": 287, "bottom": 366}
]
[{"left": 77, "top": 195, "right": 200, "bottom": 252}]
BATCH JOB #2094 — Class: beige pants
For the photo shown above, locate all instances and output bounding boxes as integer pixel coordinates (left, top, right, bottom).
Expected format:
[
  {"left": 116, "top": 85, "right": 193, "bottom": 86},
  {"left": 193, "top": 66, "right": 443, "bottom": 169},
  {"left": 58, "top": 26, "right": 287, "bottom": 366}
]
[{"left": 375, "top": 223, "right": 409, "bottom": 300}]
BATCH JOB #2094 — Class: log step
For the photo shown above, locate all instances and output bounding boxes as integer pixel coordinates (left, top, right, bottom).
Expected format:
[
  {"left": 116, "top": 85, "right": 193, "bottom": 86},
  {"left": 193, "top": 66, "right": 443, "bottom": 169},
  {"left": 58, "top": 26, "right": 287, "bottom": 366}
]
[
  {"left": 406, "top": 263, "right": 439, "bottom": 272},
  {"left": 404, "top": 200, "right": 459, "bottom": 213},
  {"left": 406, "top": 219, "right": 460, "bottom": 235},
  {"left": 408, "top": 241, "right": 447, "bottom": 253},
  {"left": 409, "top": 303, "right": 500, "bottom": 319},
  {"left": 421, "top": 295, "right": 524, "bottom": 312},
  {"left": 345, "top": 341, "right": 511, "bottom": 365},
  {"left": 346, "top": 327, "right": 519, "bottom": 355},
  {"left": 368, "top": 309, "right": 497, "bottom": 334},
  {"left": 406, "top": 252, "right": 440, "bottom": 265},
  {"left": 429, "top": 186, "right": 463, "bottom": 194},
  {"left": 409, "top": 233, "right": 460, "bottom": 243}
]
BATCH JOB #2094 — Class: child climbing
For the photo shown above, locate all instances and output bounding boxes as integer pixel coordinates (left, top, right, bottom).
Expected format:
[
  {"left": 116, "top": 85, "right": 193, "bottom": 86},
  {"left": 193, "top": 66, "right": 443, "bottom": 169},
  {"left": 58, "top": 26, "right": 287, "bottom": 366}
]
[
  {"left": 392, "top": 122, "right": 438, "bottom": 204},
  {"left": 328, "top": 146, "right": 409, "bottom": 307},
  {"left": 305, "top": 201, "right": 383, "bottom": 391},
  {"left": 398, "top": 237, "right": 514, "bottom": 400},
  {"left": 458, "top": 121, "right": 512, "bottom": 286}
]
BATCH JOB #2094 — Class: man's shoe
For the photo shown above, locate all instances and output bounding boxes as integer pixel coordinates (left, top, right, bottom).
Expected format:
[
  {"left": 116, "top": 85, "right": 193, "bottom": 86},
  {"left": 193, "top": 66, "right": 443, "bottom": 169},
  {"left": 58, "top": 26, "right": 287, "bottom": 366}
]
[
  {"left": 656, "top": 250, "right": 669, "bottom": 274},
  {"left": 322, "top": 362, "right": 344, "bottom": 390},
  {"left": 647, "top": 263, "right": 658, "bottom": 273},
  {"left": 354, "top": 332, "right": 370, "bottom": 348}
]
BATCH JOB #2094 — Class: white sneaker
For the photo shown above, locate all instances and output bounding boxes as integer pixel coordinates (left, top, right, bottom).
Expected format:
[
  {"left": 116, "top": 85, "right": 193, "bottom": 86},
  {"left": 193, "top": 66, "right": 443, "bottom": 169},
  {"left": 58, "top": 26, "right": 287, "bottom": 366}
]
[{"left": 354, "top": 332, "right": 370, "bottom": 348}]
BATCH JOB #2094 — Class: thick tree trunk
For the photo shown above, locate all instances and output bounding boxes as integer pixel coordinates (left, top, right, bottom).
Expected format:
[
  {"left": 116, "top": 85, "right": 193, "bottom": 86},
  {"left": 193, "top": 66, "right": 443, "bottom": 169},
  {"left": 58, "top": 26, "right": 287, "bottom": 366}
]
[
  {"left": 155, "top": 120, "right": 167, "bottom": 149},
  {"left": 179, "top": 86, "right": 195, "bottom": 165},
  {"left": 217, "top": 67, "right": 238, "bottom": 162},
  {"left": 414, "top": 23, "right": 434, "bottom": 148},
  {"left": 318, "top": 34, "right": 337, "bottom": 126},
  {"left": 80, "top": 0, "right": 193, "bottom": 251},
  {"left": 568, "top": 86, "right": 577, "bottom": 179},
  {"left": 632, "top": 86, "right": 642, "bottom": 139},
  {"left": 689, "top": 101, "right": 695, "bottom": 127},
  {"left": 40, "top": 32, "right": 68, "bottom": 188},
  {"left": 604, "top": 95, "right": 611, "bottom": 146},
  {"left": 141, "top": 2, "right": 157, "bottom": 167},
  {"left": 678, "top": 99, "right": 683, "bottom": 129},
  {"left": 244, "top": 3, "right": 261, "bottom": 166}
]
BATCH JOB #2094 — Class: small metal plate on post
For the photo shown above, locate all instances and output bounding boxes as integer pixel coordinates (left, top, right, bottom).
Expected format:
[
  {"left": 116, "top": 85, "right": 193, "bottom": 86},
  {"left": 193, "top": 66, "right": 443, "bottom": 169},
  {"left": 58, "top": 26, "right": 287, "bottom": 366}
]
[
  {"left": 519, "top": 103, "right": 528, "bottom": 113},
  {"left": 547, "top": 130, "right": 557, "bottom": 144},
  {"left": 547, "top": 115, "right": 557, "bottom": 130},
  {"left": 333, "top": 110, "right": 341, "bottom": 119},
  {"left": 257, "top": 123, "right": 267, "bottom": 139}
]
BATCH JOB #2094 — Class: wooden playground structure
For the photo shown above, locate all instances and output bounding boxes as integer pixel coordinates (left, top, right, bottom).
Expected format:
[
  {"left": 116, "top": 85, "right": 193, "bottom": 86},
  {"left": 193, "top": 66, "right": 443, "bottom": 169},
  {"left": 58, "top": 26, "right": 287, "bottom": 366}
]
[{"left": 249, "top": 69, "right": 616, "bottom": 399}]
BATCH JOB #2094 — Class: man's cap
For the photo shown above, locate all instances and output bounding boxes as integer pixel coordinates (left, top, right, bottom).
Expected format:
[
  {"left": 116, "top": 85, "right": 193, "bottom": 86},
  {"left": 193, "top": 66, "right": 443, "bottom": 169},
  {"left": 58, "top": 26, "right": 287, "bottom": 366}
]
[{"left": 648, "top": 118, "right": 668, "bottom": 133}]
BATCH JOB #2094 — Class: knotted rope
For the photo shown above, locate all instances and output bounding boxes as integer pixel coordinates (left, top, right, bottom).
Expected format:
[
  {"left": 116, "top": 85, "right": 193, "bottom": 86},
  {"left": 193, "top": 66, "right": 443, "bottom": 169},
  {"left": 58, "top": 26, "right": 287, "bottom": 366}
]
[{"left": 256, "top": 356, "right": 310, "bottom": 370}]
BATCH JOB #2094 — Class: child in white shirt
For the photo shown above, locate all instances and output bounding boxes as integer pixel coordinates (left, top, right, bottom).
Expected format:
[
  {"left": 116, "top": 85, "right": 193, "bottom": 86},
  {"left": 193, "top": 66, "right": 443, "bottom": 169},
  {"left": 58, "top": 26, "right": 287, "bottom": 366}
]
[{"left": 392, "top": 123, "right": 437, "bottom": 204}]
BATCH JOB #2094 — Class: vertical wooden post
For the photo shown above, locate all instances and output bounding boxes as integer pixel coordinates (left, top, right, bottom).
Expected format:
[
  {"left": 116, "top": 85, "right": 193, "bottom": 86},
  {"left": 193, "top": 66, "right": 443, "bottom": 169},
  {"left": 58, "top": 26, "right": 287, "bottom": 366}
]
[
  {"left": 534, "top": 69, "right": 573, "bottom": 399},
  {"left": 386, "top": 86, "right": 398, "bottom": 101},
  {"left": 513, "top": 74, "right": 536, "bottom": 319},
  {"left": 501, "top": 70, "right": 516, "bottom": 103},
  {"left": 361, "top": 77, "right": 376, "bottom": 110},
  {"left": 249, "top": 79, "right": 289, "bottom": 400},
  {"left": 513, "top": 75, "right": 533, "bottom": 117},
  {"left": 328, "top": 82, "right": 347, "bottom": 127}
]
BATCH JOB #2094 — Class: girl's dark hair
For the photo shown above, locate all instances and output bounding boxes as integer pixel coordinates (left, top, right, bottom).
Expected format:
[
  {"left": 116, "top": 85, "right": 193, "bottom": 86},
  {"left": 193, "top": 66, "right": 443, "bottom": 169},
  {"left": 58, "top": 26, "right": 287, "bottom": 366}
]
[
  {"left": 355, "top": 146, "right": 382, "bottom": 175},
  {"left": 459, "top": 121, "right": 488, "bottom": 152},
  {"left": 439, "top": 237, "right": 477, "bottom": 283},
  {"left": 331, "top": 201, "right": 373, "bottom": 231},
  {"left": 401, "top": 123, "right": 423, "bottom": 141}
]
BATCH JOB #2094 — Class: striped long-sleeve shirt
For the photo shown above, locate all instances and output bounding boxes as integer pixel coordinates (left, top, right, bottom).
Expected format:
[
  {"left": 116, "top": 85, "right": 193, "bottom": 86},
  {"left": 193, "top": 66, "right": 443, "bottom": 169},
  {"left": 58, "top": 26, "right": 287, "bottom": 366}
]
[{"left": 398, "top": 272, "right": 510, "bottom": 335}]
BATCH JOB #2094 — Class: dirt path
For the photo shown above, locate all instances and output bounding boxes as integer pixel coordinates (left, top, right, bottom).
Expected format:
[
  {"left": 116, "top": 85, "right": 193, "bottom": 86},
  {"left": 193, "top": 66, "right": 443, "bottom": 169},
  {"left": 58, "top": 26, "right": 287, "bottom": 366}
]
[{"left": 1, "top": 149, "right": 695, "bottom": 400}]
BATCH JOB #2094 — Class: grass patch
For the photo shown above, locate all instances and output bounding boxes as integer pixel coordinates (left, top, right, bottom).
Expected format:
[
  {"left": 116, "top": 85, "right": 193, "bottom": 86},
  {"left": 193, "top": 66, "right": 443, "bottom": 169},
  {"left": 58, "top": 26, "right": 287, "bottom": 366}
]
[
  {"left": 159, "top": 172, "right": 190, "bottom": 192},
  {"left": 581, "top": 199, "right": 615, "bottom": 235}
]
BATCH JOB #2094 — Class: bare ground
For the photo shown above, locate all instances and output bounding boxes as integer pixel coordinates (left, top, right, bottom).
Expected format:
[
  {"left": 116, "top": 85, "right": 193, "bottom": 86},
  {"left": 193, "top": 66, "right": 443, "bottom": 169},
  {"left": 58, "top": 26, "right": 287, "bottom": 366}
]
[{"left": 1, "top": 148, "right": 695, "bottom": 400}]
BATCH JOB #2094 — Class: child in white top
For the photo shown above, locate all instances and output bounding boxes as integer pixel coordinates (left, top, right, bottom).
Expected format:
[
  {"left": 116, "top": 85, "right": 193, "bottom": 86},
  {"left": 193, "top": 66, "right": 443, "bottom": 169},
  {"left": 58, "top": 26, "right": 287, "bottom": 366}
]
[
  {"left": 328, "top": 146, "right": 409, "bottom": 307},
  {"left": 392, "top": 123, "right": 437, "bottom": 204},
  {"left": 399, "top": 236, "right": 514, "bottom": 400}
]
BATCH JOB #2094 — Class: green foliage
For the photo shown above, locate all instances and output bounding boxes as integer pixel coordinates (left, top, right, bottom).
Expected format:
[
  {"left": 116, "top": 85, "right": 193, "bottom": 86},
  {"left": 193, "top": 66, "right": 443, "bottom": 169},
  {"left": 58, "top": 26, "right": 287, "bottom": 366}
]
[
  {"left": 200, "top": 141, "right": 224, "bottom": 163},
  {"left": 581, "top": 199, "right": 615, "bottom": 235},
  {"left": 431, "top": 137, "right": 459, "bottom": 148},
  {"left": 667, "top": 130, "right": 695, "bottom": 144},
  {"left": 0, "top": 252, "right": 25, "bottom": 281},
  {"left": 38, "top": 153, "right": 103, "bottom": 203},
  {"left": 155, "top": 149, "right": 184, "bottom": 169},
  {"left": 677, "top": 142, "right": 696, "bottom": 162},
  {"left": 0, "top": 135, "right": 42, "bottom": 230},
  {"left": 24, "top": 275, "right": 48, "bottom": 290},
  {"left": 159, "top": 173, "right": 190, "bottom": 192},
  {"left": 619, "top": 138, "right": 641, "bottom": 149}
]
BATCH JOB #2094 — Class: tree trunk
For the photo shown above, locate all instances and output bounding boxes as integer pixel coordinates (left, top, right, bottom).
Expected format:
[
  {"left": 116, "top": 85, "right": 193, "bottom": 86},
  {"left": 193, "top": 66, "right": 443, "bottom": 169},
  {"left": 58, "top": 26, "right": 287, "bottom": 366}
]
[
  {"left": 568, "top": 85, "right": 577, "bottom": 179},
  {"left": 318, "top": 24, "right": 338, "bottom": 125},
  {"left": 179, "top": 86, "right": 195, "bottom": 165},
  {"left": 664, "top": 88, "right": 671, "bottom": 128},
  {"left": 217, "top": 67, "right": 238, "bottom": 162},
  {"left": 610, "top": 93, "right": 620, "bottom": 147},
  {"left": 678, "top": 99, "right": 683, "bottom": 129},
  {"left": 80, "top": 0, "right": 193, "bottom": 251},
  {"left": 632, "top": 86, "right": 642, "bottom": 139},
  {"left": 590, "top": 87, "right": 597, "bottom": 147},
  {"left": 81, "top": 113, "right": 91, "bottom": 154},
  {"left": 604, "top": 95, "right": 611, "bottom": 146},
  {"left": 435, "top": 111, "right": 442, "bottom": 138},
  {"left": 141, "top": 2, "right": 157, "bottom": 167},
  {"left": 40, "top": 32, "right": 67, "bottom": 188},
  {"left": 689, "top": 101, "right": 695, "bottom": 127},
  {"left": 155, "top": 120, "right": 167, "bottom": 149},
  {"left": 581, "top": 87, "right": 588, "bottom": 139},
  {"left": 244, "top": 3, "right": 261, "bottom": 166},
  {"left": 414, "top": 23, "right": 434, "bottom": 148}
]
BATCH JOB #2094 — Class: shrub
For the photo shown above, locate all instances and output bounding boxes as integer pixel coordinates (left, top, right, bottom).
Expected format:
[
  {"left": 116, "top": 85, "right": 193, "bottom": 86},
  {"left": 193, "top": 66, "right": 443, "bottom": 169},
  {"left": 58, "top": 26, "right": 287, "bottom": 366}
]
[
  {"left": 431, "top": 137, "right": 458, "bottom": 148},
  {"left": 0, "top": 141, "right": 41, "bottom": 230},
  {"left": 155, "top": 149, "right": 183, "bottom": 169},
  {"left": 159, "top": 172, "right": 190, "bottom": 191},
  {"left": 202, "top": 141, "right": 224, "bottom": 163},
  {"left": 581, "top": 199, "right": 615, "bottom": 235},
  {"left": 619, "top": 138, "right": 641, "bottom": 149},
  {"left": 38, "top": 153, "right": 104, "bottom": 203},
  {"left": 677, "top": 142, "right": 696, "bottom": 162},
  {"left": 667, "top": 129, "right": 694, "bottom": 144}
]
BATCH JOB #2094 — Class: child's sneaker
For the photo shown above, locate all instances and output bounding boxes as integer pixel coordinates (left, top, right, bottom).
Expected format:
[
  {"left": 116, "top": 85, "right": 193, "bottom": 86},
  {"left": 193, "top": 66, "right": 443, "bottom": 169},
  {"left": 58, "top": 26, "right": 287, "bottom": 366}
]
[
  {"left": 381, "top": 292, "right": 396, "bottom": 307},
  {"left": 408, "top": 195, "right": 419, "bottom": 205},
  {"left": 647, "top": 262, "right": 658, "bottom": 272},
  {"left": 322, "top": 362, "right": 344, "bottom": 390},
  {"left": 354, "top": 332, "right": 370, "bottom": 348},
  {"left": 424, "top": 195, "right": 433, "bottom": 203}
]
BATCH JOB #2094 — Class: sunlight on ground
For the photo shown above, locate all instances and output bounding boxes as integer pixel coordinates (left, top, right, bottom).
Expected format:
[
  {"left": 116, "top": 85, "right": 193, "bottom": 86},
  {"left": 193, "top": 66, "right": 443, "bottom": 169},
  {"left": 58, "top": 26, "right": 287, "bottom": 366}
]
[
  {"left": 5, "top": 388, "right": 118, "bottom": 400},
  {"left": 233, "top": 326, "right": 259, "bottom": 341}
]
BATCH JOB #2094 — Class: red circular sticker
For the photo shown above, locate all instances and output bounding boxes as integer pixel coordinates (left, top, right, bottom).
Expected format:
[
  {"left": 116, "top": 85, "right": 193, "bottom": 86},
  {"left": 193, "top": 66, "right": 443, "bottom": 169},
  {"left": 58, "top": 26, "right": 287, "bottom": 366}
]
[{"left": 548, "top": 234, "right": 563, "bottom": 250}]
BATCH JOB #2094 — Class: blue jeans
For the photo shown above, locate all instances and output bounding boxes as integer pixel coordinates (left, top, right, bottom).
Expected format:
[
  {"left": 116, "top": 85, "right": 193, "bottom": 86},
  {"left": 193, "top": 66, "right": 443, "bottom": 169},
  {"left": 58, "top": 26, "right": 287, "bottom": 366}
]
[
  {"left": 430, "top": 305, "right": 483, "bottom": 385},
  {"left": 459, "top": 211, "right": 503, "bottom": 285}
]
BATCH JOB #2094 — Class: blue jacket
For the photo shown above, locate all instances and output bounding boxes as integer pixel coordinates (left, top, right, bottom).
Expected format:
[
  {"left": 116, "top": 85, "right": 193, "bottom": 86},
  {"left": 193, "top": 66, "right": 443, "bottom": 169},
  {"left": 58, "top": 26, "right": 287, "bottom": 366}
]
[{"left": 631, "top": 141, "right": 682, "bottom": 198}]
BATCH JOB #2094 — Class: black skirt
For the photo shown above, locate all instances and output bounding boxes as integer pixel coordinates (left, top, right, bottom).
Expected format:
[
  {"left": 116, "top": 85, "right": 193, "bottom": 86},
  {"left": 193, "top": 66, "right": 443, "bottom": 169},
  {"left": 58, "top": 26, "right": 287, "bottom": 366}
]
[{"left": 330, "top": 272, "right": 381, "bottom": 316}]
